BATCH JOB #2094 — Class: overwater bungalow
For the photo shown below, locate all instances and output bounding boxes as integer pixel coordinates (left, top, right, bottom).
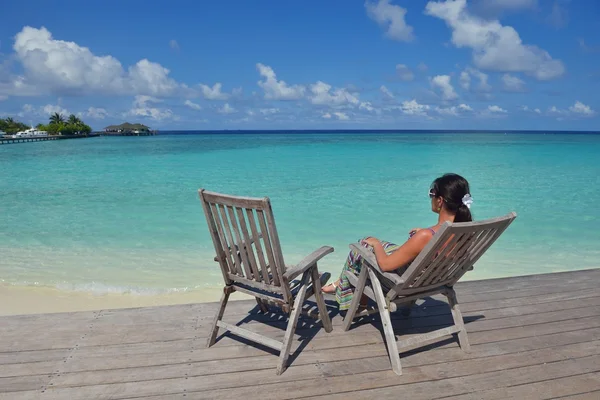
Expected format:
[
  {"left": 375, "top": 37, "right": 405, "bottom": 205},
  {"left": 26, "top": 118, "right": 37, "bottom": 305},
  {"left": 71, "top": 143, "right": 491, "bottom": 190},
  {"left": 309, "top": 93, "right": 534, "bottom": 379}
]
[{"left": 103, "top": 122, "right": 156, "bottom": 136}]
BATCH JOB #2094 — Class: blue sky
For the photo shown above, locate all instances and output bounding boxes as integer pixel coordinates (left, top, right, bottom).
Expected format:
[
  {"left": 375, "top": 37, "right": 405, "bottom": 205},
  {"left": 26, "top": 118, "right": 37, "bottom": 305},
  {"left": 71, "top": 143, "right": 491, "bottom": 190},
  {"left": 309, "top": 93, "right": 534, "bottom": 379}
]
[{"left": 1, "top": 0, "right": 599, "bottom": 130}]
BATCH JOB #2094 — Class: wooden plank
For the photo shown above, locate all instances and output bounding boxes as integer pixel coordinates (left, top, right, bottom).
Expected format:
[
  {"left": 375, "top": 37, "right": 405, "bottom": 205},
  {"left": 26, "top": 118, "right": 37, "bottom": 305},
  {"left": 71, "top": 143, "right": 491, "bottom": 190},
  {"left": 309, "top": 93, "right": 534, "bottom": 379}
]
[
  {"left": 8, "top": 338, "right": 600, "bottom": 400},
  {"left": 442, "top": 372, "right": 600, "bottom": 400},
  {"left": 157, "top": 351, "right": 600, "bottom": 400}
]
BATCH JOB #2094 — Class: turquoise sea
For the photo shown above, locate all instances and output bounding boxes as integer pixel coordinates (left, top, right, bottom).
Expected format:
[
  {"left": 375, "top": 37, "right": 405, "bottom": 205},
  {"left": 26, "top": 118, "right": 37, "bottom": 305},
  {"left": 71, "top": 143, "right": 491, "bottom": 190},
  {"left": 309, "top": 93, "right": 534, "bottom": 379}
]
[{"left": 1, "top": 132, "right": 599, "bottom": 295}]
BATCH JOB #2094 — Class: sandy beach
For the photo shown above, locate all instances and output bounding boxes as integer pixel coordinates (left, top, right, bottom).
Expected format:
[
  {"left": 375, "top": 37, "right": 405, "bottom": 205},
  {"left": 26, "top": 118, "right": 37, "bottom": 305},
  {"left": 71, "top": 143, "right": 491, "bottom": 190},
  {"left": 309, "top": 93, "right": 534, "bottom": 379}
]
[{"left": 0, "top": 285, "right": 252, "bottom": 316}]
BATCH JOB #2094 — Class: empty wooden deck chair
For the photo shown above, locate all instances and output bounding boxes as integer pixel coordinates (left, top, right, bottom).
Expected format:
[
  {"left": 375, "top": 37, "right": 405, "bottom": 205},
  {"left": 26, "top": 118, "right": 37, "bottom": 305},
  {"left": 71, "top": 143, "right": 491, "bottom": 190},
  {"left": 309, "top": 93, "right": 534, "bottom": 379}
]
[
  {"left": 199, "top": 189, "right": 334, "bottom": 375},
  {"left": 343, "top": 213, "right": 517, "bottom": 375}
]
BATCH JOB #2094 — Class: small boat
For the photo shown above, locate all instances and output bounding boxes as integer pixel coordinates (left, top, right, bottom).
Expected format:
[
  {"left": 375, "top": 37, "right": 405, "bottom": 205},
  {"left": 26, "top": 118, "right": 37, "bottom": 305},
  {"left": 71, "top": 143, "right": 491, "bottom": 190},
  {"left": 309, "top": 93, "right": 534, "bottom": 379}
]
[{"left": 11, "top": 127, "right": 49, "bottom": 138}]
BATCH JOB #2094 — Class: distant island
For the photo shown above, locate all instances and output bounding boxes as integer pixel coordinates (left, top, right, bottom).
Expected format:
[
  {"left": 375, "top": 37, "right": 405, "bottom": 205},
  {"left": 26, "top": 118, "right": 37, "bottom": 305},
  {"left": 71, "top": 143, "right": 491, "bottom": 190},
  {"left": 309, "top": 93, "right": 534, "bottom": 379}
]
[
  {"left": 103, "top": 123, "right": 156, "bottom": 136},
  {"left": 1, "top": 113, "right": 92, "bottom": 137}
]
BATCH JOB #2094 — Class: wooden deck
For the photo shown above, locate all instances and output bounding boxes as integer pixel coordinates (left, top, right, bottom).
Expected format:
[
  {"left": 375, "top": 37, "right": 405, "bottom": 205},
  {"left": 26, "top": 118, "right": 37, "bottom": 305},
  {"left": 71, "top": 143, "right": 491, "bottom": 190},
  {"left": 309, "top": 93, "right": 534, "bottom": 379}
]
[{"left": 1, "top": 269, "right": 600, "bottom": 399}]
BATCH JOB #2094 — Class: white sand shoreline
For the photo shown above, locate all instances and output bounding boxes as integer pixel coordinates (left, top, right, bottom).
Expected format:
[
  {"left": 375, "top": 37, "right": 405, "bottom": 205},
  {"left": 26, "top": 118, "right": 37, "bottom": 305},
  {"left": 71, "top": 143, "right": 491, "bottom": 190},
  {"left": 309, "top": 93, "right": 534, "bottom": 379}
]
[{"left": 0, "top": 285, "right": 252, "bottom": 316}]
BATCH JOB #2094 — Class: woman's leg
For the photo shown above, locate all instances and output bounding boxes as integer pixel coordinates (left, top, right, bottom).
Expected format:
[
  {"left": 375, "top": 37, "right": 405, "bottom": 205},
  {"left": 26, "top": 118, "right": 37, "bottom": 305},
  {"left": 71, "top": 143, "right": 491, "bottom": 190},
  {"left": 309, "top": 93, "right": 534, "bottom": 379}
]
[{"left": 332, "top": 239, "right": 400, "bottom": 310}]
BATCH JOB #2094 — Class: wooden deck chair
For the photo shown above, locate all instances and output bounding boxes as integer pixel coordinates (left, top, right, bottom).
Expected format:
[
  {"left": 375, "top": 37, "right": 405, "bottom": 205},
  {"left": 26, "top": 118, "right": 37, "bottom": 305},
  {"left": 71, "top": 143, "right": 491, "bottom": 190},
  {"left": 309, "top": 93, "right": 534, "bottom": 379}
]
[
  {"left": 199, "top": 189, "right": 334, "bottom": 375},
  {"left": 343, "top": 213, "right": 517, "bottom": 375}
]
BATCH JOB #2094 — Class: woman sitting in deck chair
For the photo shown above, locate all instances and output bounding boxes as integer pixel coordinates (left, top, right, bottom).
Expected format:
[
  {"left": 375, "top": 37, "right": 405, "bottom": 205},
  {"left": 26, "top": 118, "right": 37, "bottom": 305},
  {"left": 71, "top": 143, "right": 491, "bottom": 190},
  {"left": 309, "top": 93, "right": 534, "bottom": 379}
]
[{"left": 322, "top": 173, "right": 474, "bottom": 310}]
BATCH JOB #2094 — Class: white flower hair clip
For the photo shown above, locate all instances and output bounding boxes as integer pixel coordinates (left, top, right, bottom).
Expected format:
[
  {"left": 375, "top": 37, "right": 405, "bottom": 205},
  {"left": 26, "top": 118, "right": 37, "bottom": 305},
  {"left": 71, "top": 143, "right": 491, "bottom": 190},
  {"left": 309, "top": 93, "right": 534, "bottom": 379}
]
[{"left": 462, "top": 194, "right": 474, "bottom": 209}]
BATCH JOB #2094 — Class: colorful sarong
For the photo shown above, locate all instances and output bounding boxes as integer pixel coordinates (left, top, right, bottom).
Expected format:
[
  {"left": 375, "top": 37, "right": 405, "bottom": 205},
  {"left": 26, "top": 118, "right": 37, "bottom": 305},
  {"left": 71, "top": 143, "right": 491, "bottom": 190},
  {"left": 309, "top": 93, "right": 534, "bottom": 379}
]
[{"left": 335, "top": 238, "right": 403, "bottom": 310}]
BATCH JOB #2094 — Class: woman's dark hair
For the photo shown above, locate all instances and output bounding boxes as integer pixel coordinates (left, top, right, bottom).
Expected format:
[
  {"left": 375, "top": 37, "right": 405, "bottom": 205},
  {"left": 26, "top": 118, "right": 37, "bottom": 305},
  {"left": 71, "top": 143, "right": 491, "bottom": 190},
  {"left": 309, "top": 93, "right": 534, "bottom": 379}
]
[{"left": 431, "top": 173, "right": 473, "bottom": 222}]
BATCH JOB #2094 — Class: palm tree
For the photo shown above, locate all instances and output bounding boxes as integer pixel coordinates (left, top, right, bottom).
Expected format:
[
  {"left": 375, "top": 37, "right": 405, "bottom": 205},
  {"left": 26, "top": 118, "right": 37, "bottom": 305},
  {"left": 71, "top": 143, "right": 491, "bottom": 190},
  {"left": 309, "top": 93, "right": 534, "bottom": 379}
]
[
  {"left": 68, "top": 114, "right": 82, "bottom": 125},
  {"left": 49, "top": 113, "right": 65, "bottom": 125},
  {"left": 5, "top": 117, "right": 15, "bottom": 125}
]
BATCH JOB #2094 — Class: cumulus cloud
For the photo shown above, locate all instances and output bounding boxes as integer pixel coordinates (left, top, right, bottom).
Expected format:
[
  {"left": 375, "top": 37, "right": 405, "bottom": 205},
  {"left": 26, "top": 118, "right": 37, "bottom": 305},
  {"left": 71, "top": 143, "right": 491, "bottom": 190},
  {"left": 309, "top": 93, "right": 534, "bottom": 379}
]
[
  {"left": 256, "top": 63, "right": 305, "bottom": 100},
  {"left": 85, "top": 107, "right": 108, "bottom": 119},
  {"left": 333, "top": 112, "right": 350, "bottom": 120},
  {"left": 309, "top": 81, "right": 359, "bottom": 106},
  {"left": 431, "top": 75, "right": 458, "bottom": 100},
  {"left": 396, "top": 64, "right": 414, "bottom": 81},
  {"left": 259, "top": 108, "right": 279, "bottom": 115},
  {"left": 488, "top": 105, "right": 507, "bottom": 113},
  {"left": 436, "top": 103, "right": 473, "bottom": 116},
  {"left": 401, "top": 99, "right": 430, "bottom": 116},
  {"left": 199, "top": 83, "right": 228, "bottom": 100},
  {"left": 322, "top": 113, "right": 332, "bottom": 119},
  {"left": 461, "top": 67, "right": 491, "bottom": 92},
  {"left": 425, "top": 0, "right": 565, "bottom": 80},
  {"left": 366, "top": 0, "right": 414, "bottom": 42},
  {"left": 502, "top": 74, "right": 526, "bottom": 92},
  {"left": 127, "top": 95, "right": 173, "bottom": 120},
  {"left": 218, "top": 103, "right": 236, "bottom": 114},
  {"left": 568, "top": 101, "right": 595, "bottom": 116},
  {"left": 184, "top": 100, "right": 202, "bottom": 110},
  {"left": 7, "top": 26, "right": 189, "bottom": 97}
]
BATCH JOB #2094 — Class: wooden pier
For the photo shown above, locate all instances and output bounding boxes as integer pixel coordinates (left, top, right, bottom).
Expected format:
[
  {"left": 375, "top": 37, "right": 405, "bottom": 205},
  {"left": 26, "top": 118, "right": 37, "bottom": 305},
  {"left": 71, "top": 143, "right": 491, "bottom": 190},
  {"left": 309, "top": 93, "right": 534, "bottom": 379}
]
[
  {"left": 0, "top": 135, "right": 93, "bottom": 145},
  {"left": 1, "top": 268, "right": 599, "bottom": 399}
]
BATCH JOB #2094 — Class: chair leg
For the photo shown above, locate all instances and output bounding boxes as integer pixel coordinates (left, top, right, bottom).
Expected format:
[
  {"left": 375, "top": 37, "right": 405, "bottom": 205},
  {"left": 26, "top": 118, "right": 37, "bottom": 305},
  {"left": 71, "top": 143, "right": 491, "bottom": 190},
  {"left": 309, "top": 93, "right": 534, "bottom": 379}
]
[
  {"left": 401, "top": 300, "right": 418, "bottom": 316},
  {"left": 446, "top": 287, "right": 471, "bottom": 352},
  {"left": 255, "top": 298, "right": 269, "bottom": 313},
  {"left": 310, "top": 265, "right": 333, "bottom": 333},
  {"left": 369, "top": 269, "right": 402, "bottom": 375},
  {"left": 343, "top": 266, "right": 369, "bottom": 332},
  {"left": 277, "top": 271, "right": 309, "bottom": 375},
  {"left": 206, "top": 289, "right": 231, "bottom": 348}
]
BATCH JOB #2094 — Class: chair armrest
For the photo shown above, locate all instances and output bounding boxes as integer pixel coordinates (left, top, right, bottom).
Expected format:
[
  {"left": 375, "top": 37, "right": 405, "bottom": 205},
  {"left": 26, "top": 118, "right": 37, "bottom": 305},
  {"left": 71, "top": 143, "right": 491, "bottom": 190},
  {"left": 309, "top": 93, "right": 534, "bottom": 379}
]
[
  {"left": 283, "top": 246, "right": 334, "bottom": 281},
  {"left": 349, "top": 243, "right": 404, "bottom": 286}
]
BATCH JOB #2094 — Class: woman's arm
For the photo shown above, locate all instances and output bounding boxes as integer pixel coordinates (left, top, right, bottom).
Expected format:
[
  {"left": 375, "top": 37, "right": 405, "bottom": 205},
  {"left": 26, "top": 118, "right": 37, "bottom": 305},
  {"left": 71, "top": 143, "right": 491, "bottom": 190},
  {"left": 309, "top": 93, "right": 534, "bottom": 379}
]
[{"left": 365, "top": 231, "right": 432, "bottom": 272}]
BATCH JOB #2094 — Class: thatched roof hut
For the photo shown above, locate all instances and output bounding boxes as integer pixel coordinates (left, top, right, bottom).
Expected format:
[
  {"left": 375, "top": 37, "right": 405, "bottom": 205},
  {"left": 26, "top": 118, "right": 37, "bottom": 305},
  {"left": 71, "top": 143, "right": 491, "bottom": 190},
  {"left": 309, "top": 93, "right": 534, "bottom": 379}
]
[{"left": 104, "top": 122, "right": 151, "bottom": 133}]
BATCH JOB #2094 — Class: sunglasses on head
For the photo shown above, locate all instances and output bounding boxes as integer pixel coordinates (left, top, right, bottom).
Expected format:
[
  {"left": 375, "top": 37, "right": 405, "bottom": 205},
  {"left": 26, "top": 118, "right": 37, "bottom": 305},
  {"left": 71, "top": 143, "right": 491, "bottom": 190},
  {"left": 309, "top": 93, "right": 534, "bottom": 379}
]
[{"left": 428, "top": 189, "right": 437, "bottom": 198}]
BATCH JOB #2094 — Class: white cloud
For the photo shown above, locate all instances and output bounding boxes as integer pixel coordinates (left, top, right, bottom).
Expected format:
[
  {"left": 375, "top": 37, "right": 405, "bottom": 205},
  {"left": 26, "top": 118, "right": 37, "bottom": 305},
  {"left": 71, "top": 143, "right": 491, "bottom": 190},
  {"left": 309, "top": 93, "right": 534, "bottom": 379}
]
[
  {"left": 42, "top": 104, "right": 70, "bottom": 116},
  {"left": 169, "top": 40, "right": 179, "bottom": 51},
  {"left": 534, "top": 108, "right": 541, "bottom": 114},
  {"left": 366, "top": 0, "right": 414, "bottom": 42},
  {"left": 309, "top": 81, "right": 359, "bottom": 106},
  {"left": 569, "top": 101, "right": 595, "bottom": 116},
  {"left": 431, "top": 75, "right": 458, "bottom": 100},
  {"left": 86, "top": 107, "right": 108, "bottom": 119},
  {"left": 199, "top": 83, "right": 228, "bottom": 100},
  {"left": 128, "top": 95, "right": 173, "bottom": 120},
  {"left": 488, "top": 105, "right": 507, "bottom": 113},
  {"left": 359, "top": 102, "right": 375, "bottom": 112},
  {"left": 425, "top": 0, "right": 565, "bottom": 80},
  {"left": 184, "top": 100, "right": 202, "bottom": 110},
  {"left": 322, "top": 113, "right": 332, "bottom": 119},
  {"left": 502, "top": 74, "right": 526, "bottom": 92},
  {"left": 547, "top": 102, "right": 595, "bottom": 117},
  {"left": 417, "top": 62, "right": 429, "bottom": 72},
  {"left": 459, "top": 71, "right": 470, "bottom": 90},
  {"left": 401, "top": 99, "right": 430, "bottom": 116},
  {"left": 436, "top": 103, "right": 473, "bottom": 116},
  {"left": 380, "top": 85, "right": 395, "bottom": 99},
  {"left": 259, "top": 108, "right": 279, "bottom": 115},
  {"left": 462, "top": 67, "right": 491, "bottom": 92},
  {"left": 396, "top": 64, "right": 414, "bottom": 81},
  {"left": 10, "top": 26, "right": 184, "bottom": 97},
  {"left": 218, "top": 103, "right": 236, "bottom": 114},
  {"left": 256, "top": 63, "right": 305, "bottom": 100},
  {"left": 333, "top": 112, "right": 349, "bottom": 120}
]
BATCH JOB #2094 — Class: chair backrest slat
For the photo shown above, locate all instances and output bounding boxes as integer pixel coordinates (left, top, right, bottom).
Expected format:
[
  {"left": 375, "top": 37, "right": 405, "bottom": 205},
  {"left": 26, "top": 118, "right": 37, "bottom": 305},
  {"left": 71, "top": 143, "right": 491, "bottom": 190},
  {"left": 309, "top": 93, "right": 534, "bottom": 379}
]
[
  {"left": 225, "top": 205, "right": 255, "bottom": 279},
  {"left": 396, "top": 213, "right": 516, "bottom": 296},
  {"left": 245, "top": 208, "right": 272, "bottom": 284},
  {"left": 209, "top": 202, "right": 236, "bottom": 276},
  {"left": 256, "top": 209, "right": 282, "bottom": 286},
  {"left": 199, "top": 189, "right": 287, "bottom": 292},
  {"left": 235, "top": 207, "right": 262, "bottom": 282},
  {"left": 217, "top": 203, "right": 244, "bottom": 276}
]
